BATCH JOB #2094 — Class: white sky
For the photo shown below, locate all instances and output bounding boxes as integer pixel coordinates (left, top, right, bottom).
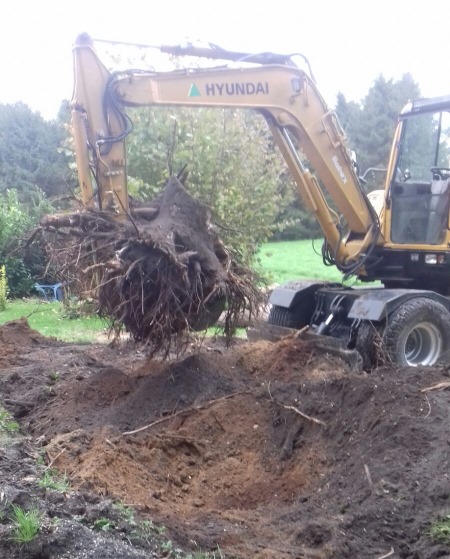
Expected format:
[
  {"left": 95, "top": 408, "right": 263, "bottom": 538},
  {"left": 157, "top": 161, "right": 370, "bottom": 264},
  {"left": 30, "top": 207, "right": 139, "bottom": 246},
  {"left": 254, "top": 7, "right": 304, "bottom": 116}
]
[{"left": 1, "top": 0, "right": 449, "bottom": 120}]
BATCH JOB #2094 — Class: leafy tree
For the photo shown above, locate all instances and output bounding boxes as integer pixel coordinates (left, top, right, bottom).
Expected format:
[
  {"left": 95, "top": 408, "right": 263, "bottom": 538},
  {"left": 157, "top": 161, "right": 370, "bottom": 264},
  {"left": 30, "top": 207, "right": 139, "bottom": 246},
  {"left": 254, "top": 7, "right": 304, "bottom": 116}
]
[
  {"left": 0, "top": 102, "right": 74, "bottom": 199},
  {"left": 127, "top": 106, "right": 292, "bottom": 257}
]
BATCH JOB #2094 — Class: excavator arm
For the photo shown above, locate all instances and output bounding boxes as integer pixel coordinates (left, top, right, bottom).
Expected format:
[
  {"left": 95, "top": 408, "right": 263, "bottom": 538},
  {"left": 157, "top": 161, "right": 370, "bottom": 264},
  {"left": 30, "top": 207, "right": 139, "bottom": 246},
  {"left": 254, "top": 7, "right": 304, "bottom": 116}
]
[{"left": 71, "top": 34, "right": 381, "bottom": 274}]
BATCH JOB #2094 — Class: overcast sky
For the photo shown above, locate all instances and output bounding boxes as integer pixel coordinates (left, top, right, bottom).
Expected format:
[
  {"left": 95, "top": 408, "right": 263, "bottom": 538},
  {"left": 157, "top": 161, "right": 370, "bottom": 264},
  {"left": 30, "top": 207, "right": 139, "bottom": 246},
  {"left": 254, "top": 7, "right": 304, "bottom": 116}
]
[{"left": 1, "top": 0, "right": 449, "bottom": 120}]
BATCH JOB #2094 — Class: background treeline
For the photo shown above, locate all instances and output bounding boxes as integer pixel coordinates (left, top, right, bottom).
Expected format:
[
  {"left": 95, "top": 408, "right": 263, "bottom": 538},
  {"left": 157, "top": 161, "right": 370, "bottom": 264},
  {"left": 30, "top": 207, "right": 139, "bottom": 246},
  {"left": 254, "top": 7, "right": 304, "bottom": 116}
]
[{"left": 0, "top": 72, "right": 420, "bottom": 296}]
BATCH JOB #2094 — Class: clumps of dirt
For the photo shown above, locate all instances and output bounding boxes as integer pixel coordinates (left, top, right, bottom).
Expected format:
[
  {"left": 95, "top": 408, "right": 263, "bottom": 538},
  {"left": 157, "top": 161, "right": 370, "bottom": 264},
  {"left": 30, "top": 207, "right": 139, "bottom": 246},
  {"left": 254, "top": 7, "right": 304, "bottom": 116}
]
[
  {"left": 0, "top": 318, "right": 60, "bottom": 367},
  {"left": 235, "top": 337, "right": 350, "bottom": 382},
  {"left": 1, "top": 319, "right": 450, "bottom": 558}
]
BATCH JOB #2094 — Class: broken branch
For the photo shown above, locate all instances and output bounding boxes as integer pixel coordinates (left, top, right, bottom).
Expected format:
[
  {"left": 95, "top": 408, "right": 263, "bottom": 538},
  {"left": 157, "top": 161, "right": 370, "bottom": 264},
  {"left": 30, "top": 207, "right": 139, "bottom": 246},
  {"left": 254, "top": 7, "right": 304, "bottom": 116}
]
[
  {"left": 267, "top": 382, "right": 326, "bottom": 427},
  {"left": 421, "top": 381, "right": 450, "bottom": 393}
]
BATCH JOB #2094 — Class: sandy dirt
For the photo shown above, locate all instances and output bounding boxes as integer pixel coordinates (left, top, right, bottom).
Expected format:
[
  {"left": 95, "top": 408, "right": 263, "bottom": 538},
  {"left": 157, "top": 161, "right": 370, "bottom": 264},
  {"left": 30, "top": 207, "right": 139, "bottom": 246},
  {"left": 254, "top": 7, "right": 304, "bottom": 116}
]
[{"left": 1, "top": 318, "right": 450, "bottom": 558}]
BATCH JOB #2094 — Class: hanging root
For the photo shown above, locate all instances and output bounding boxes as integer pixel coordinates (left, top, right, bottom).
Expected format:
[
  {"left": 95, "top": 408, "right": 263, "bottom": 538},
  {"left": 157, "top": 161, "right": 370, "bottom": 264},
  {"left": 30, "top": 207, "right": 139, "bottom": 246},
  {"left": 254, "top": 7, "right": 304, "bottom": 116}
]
[{"left": 39, "top": 176, "right": 264, "bottom": 355}]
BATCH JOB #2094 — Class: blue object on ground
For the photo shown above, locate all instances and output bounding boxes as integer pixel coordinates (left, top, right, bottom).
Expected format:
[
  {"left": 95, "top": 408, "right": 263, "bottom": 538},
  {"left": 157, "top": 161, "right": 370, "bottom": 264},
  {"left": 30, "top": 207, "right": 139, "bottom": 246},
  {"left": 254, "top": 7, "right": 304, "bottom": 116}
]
[{"left": 34, "top": 283, "right": 63, "bottom": 302}]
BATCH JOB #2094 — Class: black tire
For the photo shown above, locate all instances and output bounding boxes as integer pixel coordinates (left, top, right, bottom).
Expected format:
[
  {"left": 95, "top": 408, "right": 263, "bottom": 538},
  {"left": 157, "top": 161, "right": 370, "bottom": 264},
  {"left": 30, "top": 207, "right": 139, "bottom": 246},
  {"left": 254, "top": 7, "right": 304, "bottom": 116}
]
[
  {"left": 383, "top": 297, "right": 450, "bottom": 366},
  {"left": 268, "top": 304, "right": 309, "bottom": 329}
]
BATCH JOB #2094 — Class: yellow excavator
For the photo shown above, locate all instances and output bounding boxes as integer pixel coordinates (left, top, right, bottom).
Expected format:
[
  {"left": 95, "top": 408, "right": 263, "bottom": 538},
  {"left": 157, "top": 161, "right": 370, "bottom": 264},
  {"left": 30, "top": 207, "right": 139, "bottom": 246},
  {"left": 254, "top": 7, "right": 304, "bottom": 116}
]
[{"left": 71, "top": 33, "right": 450, "bottom": 367}]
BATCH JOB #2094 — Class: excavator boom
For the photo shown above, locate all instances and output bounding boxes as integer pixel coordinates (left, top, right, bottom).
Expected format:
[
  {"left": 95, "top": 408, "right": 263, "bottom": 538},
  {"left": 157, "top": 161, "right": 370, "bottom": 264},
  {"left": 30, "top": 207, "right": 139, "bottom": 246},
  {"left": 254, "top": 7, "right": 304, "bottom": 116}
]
[
  {"left": 70, "top": 34, "right": 450, "bottom": 368},
  {"left": 71, "top": 34, "right": 381, "bottom": 273}
]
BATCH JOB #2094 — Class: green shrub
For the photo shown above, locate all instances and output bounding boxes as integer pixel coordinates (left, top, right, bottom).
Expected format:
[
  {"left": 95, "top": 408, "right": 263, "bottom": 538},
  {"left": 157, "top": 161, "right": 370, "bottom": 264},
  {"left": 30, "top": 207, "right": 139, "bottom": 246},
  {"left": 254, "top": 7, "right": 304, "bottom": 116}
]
[
  {"left": 0, "top": 188, "right": 55, "bottom": 297},
  {"left": 0, "top": 256, "right": 34, "bottom": 298}
]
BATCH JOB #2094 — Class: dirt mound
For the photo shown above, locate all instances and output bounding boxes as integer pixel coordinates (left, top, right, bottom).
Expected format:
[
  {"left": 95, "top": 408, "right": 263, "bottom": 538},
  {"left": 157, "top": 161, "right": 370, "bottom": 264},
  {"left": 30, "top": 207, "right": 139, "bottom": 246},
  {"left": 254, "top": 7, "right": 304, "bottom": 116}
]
[
  {"left": 0, "top": 317, "right": 58, "bottom": 367},
  {"left": 1, "top": 319, "right": 450, "bottom": 558}
]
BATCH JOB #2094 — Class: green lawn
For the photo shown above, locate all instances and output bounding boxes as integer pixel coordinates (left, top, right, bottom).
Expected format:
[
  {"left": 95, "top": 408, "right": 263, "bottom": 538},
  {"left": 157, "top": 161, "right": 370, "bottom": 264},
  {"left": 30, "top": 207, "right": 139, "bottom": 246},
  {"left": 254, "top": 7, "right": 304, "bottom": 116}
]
[
  {"left": 0, "top": 299, "right": 106, "bottom": 342},
  {"left": 255, "top": 239, "right": 344, "bottom": 284}
]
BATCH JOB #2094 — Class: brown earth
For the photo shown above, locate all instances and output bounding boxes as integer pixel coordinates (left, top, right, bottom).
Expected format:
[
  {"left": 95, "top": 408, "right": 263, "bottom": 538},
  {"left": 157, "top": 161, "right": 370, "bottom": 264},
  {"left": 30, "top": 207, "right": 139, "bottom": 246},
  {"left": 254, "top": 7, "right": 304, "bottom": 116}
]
[{"left": 1, "top": 318, "right": 450, "bottom": 558}]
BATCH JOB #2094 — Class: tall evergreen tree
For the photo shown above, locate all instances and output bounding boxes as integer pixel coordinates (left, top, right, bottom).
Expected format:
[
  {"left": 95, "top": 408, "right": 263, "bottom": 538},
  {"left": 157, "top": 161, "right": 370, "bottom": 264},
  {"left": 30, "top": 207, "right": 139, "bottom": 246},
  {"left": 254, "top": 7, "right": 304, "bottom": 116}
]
[
  {"left": 336, "top": 74, "right": 420, "bottom": 189},
  {"left": 0, "top": 102, "right": 73, "bottom": 199}
]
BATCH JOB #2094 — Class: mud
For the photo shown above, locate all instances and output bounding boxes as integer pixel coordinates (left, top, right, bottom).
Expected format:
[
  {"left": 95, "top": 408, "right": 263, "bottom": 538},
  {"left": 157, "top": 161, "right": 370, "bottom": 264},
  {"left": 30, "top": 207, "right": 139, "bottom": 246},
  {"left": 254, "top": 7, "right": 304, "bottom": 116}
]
[{"left": 1, "top": 318, "right": 450, "bottom": 558}]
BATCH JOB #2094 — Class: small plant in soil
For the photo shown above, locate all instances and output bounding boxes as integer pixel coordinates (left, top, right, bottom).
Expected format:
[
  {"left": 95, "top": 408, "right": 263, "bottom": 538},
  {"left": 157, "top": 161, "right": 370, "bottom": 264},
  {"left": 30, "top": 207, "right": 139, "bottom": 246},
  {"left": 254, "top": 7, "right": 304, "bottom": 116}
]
[
  {"left": 93, "top": 517, "right": 115, "bottom": 531},
  {"left": 428, "top": 514, "right": 450, "bottom": 543},
  {"left": 47, "top": 371, "right": 60, "bottom": 383},
  {"left": 111, "top": 501, "right": 172, "bottom": 547},
  {"left": 9, "top": 504, "right": 41, "bottom": 544},
  {"left": 36, "top": 452, "right": 46, "bottom": 466},
  {"left": 112, "top": 501, "right": 135, "bottom": 524},
  {"left": 0, "top": 407, "right": 19, "bottom": 435},
  {"left": 135, "top": 519, "right": 155, "bottom": 539},
  {"left": 38, "top": 469, "right": 70, "bottom": 492}
]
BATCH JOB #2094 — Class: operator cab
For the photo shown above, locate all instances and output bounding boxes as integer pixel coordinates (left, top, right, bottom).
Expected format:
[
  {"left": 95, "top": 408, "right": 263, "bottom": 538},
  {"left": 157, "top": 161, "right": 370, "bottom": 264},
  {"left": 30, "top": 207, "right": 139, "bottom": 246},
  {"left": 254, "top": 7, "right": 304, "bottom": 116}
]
[{"left": 389, "top": 96, "right": 450, "bottom": 246}]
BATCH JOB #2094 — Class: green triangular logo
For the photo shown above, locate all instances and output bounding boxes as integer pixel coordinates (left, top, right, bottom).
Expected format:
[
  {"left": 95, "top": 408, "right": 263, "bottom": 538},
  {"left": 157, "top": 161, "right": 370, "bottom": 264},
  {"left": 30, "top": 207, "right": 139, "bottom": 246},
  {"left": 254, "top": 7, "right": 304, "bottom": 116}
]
[{"left": 188, "top": 83, "right": 201, "bottom": 97}]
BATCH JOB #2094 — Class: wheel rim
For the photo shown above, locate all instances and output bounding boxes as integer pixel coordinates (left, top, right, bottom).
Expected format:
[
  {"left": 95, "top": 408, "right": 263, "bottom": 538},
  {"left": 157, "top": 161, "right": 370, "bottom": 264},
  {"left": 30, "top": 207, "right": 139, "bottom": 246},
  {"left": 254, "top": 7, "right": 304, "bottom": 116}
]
[{"left": 403, "top": 322, "right": 442, "bottom": 366}]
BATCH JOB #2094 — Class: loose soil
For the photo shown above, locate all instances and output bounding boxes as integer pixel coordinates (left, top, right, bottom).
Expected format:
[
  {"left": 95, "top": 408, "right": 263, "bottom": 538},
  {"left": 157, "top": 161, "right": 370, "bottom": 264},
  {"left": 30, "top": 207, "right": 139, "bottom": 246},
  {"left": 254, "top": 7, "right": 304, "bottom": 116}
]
[{"left": 1, "top": 318, "right": 450, "bottom": 558}]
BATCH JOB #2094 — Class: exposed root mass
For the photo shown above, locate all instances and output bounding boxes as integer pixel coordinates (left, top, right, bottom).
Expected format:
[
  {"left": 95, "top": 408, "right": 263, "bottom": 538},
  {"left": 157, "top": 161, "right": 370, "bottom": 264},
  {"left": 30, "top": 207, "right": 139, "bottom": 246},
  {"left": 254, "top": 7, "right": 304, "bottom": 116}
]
[{"left": 40, "top": 177, "right": 263, "bottom": 354}]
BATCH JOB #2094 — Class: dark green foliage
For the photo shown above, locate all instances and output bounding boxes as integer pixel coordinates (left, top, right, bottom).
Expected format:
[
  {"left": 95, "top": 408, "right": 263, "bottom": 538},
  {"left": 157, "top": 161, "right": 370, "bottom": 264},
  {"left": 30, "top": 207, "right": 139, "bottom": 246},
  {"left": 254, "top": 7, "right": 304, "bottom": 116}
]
[
  {"left": 270, "top": 199, "right": 322, "bottom": 240},
  {"left": 336, "top": 74, "right": 421, "bottom": 191},
  {"left": 265, "top": 73, "right": 422, "bottom": 241},
  {"left": 0, "top": 256, "right": 34, "bottom": 298},
  {"left": 0, "top": 102, "right": 74, "bottom": 199},
  {"left": 0, "top": 189, "right": 54, "bottom": 297},
  {"left": 0, "top": 103, "right": 73, "bottom": 297}
]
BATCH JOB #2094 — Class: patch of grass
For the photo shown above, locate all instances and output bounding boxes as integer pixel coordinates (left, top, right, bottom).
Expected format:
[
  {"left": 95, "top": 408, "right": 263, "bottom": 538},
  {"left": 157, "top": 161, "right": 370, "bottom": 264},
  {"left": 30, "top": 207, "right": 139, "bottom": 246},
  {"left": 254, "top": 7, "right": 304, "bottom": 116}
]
[
  {"left": 38, "top": 469, "right": 70, "bottom": 492},
  {"left": 0, "top": 407, "right": 20, "bottom": 436},
  {"left": 255, "top": 239, "right": 343, "bottom": 285},
  {"left": 0, "top": 299, "right": 105, "bottom": 342},
  {"left": 36, "top": 452, "right": 46, "bottom": 466},
  {"left": 256, "top": 239, "right": 380, "bottom": 289},
  {"left": 113, "top": 501, "right": 135, "bottom": 524},
  {"left": 138, "top": 519, "right": 158, "bottom": 538},
  {"left": 112, "top": 501, "right": 166, "bottom": 543},
  {"left": 10, "top": 504, "right": 41, "bottom": 544},
  {"left": 161, "top": 539, "right": 174, "bottom": 552},
  {"left": 428, "top": 514, "right": 450, "bottom": 543},
  {"left": 93, "top": 517, "right": 115, "bottom": 532}
]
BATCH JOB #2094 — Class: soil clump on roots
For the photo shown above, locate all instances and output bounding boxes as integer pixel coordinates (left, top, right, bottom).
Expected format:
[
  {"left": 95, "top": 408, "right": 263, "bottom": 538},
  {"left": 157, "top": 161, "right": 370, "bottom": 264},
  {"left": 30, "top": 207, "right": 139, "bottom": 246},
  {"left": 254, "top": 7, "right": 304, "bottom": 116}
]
[
  {"left": 1, "top": 318, "right": 450, "bottom": 558},
  {"left": 39, "top": 176, "right": 262, "bottom": 355}
]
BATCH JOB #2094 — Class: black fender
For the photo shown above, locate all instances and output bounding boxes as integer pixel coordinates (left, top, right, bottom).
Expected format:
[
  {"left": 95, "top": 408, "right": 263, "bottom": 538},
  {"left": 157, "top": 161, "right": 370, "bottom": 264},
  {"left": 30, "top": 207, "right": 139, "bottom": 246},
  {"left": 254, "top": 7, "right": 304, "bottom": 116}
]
[
  {"left": 270, "top": 281, "right": 450, "bottom": 323},
  {"left": 346, "top": 288, "right": 450, "bottom": 322},
  {"left": 269, "top": 280, "right": 340, "bottom": 309}
]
